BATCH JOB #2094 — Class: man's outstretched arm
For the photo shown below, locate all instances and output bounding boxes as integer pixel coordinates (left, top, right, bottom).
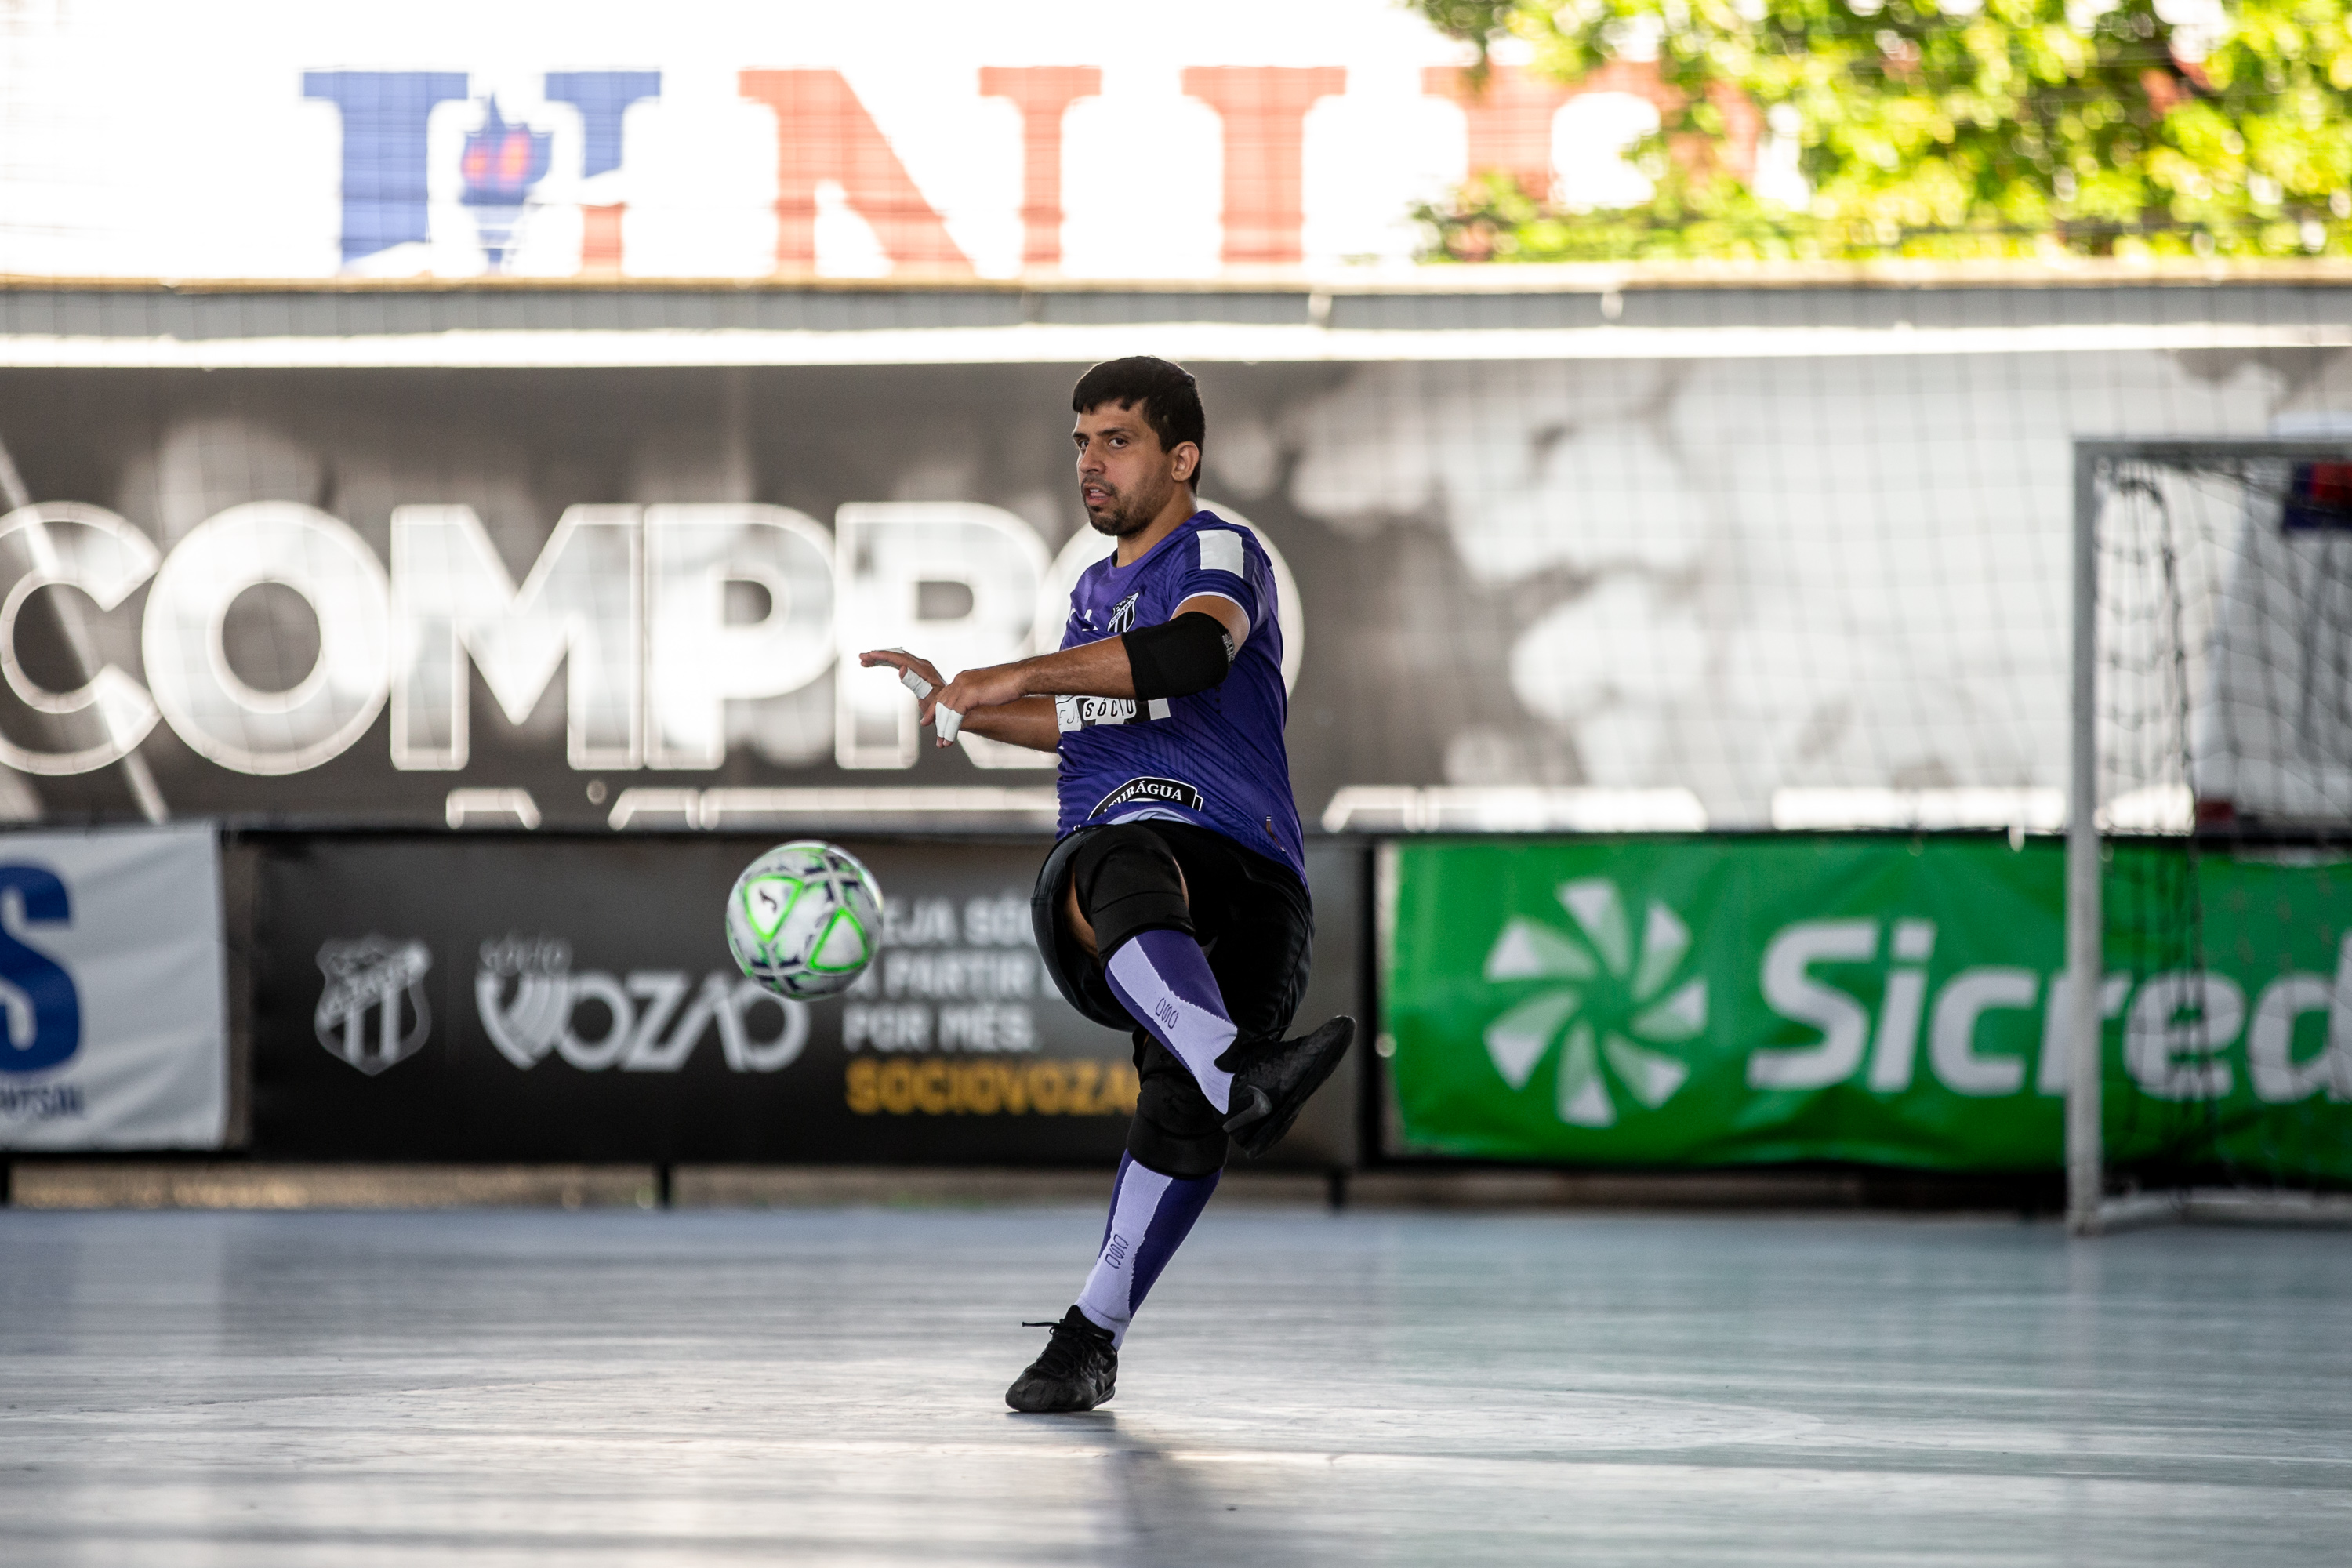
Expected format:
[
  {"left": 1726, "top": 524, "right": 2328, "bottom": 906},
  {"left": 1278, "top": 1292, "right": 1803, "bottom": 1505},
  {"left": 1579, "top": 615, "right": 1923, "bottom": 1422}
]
[
  {"left": 858, "top": 594, "right": 1248, "bottom": 749},
  {"left": 948, "top": 695, "right": 1062, "bottom": 751},
  {"left": 855, "top": 649, "right": 1063, "bottom": 751}
]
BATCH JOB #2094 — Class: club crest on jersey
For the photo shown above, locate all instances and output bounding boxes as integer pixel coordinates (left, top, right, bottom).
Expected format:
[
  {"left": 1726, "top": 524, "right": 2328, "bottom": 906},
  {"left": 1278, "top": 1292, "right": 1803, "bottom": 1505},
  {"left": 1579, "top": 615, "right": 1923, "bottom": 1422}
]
[
  {"left": 1073, "top": 591, "right": 1142, "bottom": 638},
  {"left": 1089, "top": 776, "right": 1207, "bottom": 817}
]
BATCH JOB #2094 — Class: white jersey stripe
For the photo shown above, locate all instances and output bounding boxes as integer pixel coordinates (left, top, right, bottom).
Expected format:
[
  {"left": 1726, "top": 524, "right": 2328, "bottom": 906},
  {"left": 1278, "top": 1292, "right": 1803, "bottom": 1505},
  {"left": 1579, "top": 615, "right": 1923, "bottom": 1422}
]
[{"left": 1196, "top": 528, "right": 1244, "bottom": 576}]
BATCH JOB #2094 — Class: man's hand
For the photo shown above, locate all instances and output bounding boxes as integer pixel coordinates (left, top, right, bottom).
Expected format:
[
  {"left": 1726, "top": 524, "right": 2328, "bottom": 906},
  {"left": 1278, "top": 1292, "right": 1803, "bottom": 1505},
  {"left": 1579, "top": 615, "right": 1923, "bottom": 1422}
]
[
  {"left": 927, "top": 662, "right": 1029, "bottom": 746},
  {"left": 863, "top": 601, "right": 1240, "bottom": 749},
  {"left": 857, "top": 648, "right": 950, "bottom": 727},
  {"left": 858, "top": 648, "right": 1039, "bottom": 747}
]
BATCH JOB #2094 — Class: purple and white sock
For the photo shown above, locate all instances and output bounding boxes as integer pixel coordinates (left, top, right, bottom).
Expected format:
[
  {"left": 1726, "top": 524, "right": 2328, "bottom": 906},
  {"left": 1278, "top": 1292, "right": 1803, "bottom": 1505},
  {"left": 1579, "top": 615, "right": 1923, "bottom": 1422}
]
[
  {"left": 1075, "top": 1153, "right": 1220, "bottom": 1347},
  {"left": 1103, "top": 927, "right": 1239, "bottom": 1112}
]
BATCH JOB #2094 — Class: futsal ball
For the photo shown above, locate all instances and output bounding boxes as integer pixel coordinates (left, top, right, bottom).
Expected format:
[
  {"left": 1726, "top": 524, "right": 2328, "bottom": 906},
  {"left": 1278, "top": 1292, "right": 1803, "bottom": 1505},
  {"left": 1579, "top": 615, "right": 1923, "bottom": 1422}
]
[{"left": 724, "top": 841, "right": 884, "bottom": 999}]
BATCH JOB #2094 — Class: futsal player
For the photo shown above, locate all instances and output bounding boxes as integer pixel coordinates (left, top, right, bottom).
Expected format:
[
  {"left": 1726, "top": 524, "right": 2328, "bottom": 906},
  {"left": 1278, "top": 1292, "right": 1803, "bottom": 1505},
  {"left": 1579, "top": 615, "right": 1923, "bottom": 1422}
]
[{"left": 860, "top": 355, "right": 1352, "bottom": 1414}]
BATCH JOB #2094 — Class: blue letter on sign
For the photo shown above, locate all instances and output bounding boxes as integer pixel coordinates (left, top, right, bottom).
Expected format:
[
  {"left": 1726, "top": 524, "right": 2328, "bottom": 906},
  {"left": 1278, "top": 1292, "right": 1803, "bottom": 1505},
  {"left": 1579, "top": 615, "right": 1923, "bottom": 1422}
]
[
  {"left": 543, "top": 72, "right": 662, "bottom": 180},
  {"left": 303, "top": 71, "right": 471, "bottom": 265},
  {"left": 0, "top": 865, "right": 80, "bottom": 1073}
]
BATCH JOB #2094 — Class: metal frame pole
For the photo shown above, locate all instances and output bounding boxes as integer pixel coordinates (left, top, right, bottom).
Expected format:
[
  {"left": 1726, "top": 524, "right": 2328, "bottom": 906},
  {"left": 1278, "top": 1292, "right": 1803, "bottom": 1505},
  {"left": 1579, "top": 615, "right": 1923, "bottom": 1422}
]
[
  {"left": 2066, "top": 445, "right": 2103, "bottom": 1235},
  {"left": 2061, "top": 437, "right": 2352, "bottom": 1236}
]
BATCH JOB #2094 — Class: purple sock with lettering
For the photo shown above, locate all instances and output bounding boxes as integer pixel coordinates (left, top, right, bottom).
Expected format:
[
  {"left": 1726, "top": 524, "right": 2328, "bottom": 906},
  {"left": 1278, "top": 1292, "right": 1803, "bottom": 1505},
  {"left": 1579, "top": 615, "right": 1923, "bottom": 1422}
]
[
  {"left": 1102, "top": 926, "right": 1238, "bottom": 1112},
  {"left": 1075, "top": 1152, "right": 1220, "bottom": 1347}
]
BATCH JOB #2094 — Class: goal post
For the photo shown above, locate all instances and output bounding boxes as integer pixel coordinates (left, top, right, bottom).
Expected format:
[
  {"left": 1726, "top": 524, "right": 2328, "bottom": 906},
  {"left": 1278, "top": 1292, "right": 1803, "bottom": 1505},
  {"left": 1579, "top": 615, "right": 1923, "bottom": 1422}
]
[
  {"left": 2069, "top": 437, "right": 2352, "bottom": 1234},
  {"left": 2067, "top": 444, "right": 2103, "bottom": 1233}
]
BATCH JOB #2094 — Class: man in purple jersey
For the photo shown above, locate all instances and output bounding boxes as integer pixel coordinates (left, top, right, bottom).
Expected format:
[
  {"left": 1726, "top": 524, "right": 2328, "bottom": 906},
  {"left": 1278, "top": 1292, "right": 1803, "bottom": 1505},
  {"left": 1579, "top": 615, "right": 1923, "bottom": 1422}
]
[{"left": 860, "top": 357, "right": 1352, "bottom": 1414}]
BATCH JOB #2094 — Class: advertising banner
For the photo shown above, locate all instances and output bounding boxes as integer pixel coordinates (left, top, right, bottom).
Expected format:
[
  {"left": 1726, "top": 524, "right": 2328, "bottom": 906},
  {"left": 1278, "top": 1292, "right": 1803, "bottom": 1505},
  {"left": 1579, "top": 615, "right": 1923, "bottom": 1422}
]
[
  {"left": 0, "top": 336, "right": 2294, "bottom": 833},
  {"left": 1381, "top": 837, "right": 2352, "bottom": 1180},
  {"left": 0, "top": 2, "right": 1613, "bottom": 283},
  {"left": 0, "top": 824, "right": 228, "bottom": 1150},
  {"left": 252, "top": 833, "right": 1362, "bottom": 1165}
]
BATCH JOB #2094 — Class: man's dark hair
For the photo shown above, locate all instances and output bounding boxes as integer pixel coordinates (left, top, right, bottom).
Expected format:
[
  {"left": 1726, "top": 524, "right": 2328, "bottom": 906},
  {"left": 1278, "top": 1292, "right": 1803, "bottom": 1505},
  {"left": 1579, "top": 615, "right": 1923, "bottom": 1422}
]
[{"left": 1072, "top": 357, "right": 1206, "bottom": 460}]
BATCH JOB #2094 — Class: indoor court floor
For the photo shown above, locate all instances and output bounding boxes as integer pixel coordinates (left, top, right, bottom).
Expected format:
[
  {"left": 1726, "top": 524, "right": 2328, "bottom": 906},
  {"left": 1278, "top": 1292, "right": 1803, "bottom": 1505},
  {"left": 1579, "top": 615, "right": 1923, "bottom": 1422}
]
[{"left": 1, "top": 1203, "right": 2345, "bottom": 1566}]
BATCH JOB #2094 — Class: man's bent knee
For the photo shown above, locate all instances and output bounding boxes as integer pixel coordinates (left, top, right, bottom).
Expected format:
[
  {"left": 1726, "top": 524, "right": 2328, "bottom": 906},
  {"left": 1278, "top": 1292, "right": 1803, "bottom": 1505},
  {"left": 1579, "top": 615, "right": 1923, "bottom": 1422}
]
[
  {"left": 1065, "top": 823, "right": 1192, "bottom": 959},
  {"left": 1127, "top": 1063, "right": 1229, "bottom": 1177}
]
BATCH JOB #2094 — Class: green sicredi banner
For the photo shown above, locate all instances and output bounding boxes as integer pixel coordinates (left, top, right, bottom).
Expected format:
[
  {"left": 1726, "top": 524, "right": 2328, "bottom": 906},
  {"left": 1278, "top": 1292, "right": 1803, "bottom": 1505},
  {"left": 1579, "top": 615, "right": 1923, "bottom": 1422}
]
[{"left": 1380, "top": 837, "right": 2352, "bottom": 1181}]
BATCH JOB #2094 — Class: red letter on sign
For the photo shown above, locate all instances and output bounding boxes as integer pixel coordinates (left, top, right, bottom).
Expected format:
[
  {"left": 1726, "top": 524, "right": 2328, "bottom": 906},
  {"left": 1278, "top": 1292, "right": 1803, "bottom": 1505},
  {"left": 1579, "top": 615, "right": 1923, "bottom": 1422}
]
[
  {"left": 1180, "top": 67, "right": 1346, "bottom": 267},
  {"left": 1420, "top": 65, "right": 1577, "bottom": 199},
  {"left": 739, "top": 69, "right": 973, "bottom": 274},
  {"left": 1424, "top": 62, "right": 1720, "bottom": 196},
  {"left": 978, "top": 67, "right": 1102, "bottom": 269},
  {"left": 580, "top": 205, "right": 624, "bottom": 274}
]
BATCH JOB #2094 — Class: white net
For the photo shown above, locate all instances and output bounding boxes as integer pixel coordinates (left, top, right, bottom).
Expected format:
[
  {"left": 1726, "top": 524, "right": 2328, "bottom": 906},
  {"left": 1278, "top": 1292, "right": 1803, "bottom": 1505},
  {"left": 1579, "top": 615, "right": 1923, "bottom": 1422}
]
[
  {"left": 2098, "top": 449, "right": 2352, "bottom": 834},
  {"left": 2089, "top": 444, "right": 2352, "bottom": 1194},
  {"left": 0, "top": 288, "right": 2347, "bottom": 837}
]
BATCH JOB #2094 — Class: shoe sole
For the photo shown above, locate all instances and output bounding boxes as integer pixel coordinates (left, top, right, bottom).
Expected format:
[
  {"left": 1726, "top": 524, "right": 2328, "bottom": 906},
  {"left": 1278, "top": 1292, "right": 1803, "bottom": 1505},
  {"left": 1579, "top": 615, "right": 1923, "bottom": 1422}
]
[
  {"left": 1005, "top": 1383, "right": 1115, "bottom": 1414},
  {"left": 1231, "top": 1018, "right": 1354, "bottom": 1158}
]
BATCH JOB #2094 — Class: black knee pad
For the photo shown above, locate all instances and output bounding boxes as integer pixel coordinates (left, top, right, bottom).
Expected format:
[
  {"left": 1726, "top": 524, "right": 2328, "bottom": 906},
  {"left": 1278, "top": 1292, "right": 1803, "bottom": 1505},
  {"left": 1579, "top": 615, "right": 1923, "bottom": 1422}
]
[
  {"left": 1069, "top": 822, "right": 1193, "bottom": 956},
  {"left": 1127, "top": 1035, "right": 1229, "bottom": 1177}
]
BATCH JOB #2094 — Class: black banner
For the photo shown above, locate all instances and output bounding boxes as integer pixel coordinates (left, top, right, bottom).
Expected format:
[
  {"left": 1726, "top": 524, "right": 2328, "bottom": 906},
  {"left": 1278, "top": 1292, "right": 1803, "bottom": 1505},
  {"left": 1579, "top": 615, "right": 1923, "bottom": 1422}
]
[
  {"left": 0, "top": 362, "right": 1384, "bottom": 828},
  {"left": 0, "top": 312, "right": 2323, "bottom": 838},
  {"left": 248, "top": 831, "right": 1363, "bottom": 1167}
]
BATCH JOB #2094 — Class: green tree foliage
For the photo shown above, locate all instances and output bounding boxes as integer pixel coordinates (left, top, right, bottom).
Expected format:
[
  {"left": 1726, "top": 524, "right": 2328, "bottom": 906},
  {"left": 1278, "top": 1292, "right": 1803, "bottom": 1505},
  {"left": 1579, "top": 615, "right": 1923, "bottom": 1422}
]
[{"left": 1413, "top": 0, "right": 2352, "bottom": 260}]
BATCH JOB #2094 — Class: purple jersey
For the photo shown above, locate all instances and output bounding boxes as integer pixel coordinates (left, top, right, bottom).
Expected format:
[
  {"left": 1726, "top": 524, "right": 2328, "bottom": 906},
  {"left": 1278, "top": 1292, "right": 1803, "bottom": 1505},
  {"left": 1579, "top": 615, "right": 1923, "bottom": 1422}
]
[{"left": 1054, "top": 510, "right": 1304, "bottom": 877}]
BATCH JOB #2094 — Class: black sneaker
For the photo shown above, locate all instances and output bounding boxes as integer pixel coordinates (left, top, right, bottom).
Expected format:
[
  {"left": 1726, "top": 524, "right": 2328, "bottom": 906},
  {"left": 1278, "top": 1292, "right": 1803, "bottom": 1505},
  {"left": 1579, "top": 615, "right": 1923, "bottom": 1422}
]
[
  {"left": 1005, "top": 1306, "right": 1118, "bottom": 1414},
  {"left": 1219, "top": 1016, "right": 1356, "bottom": 1159}
]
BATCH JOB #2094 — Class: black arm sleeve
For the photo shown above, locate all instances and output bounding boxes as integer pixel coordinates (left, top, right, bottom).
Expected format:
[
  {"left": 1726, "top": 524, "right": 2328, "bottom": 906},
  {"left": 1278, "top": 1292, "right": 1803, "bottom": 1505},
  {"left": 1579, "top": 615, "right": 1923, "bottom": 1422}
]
[{"left": 1123, "top": 611, "right": 1236, "bottom": 700}]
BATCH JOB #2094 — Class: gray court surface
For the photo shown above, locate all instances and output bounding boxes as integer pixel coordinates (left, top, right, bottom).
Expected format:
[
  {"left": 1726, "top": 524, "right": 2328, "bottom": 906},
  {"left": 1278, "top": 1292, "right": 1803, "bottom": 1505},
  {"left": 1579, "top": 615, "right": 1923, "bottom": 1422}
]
[{"left": 2, "top": 1205, "right": 2346, "bottom": 1566}]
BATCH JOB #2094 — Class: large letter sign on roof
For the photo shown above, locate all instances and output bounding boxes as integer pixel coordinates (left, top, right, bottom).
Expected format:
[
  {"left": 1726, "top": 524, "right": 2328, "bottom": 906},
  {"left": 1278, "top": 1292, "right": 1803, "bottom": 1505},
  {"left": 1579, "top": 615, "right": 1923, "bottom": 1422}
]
[
  {"left": 303, "top": 71, "right": 471, "bottom": 267},
  {"left": 140, "top": 503, "right": 390, "bottom": 778},
  {"left": 978, "top": 67, "right": 1102, "bottom": 269},
  {"left": 390, "top": 505, "right": 641, "bottom": 771},
  {"left": 644, "top": 504, "right": 836, "bottom": 770},
  {"left": 832, "top": 503, "right": 1049, "bottom": 770},
  {"left": 0, "top": 505, "right": 161, "bottom": 777},
  {"left": 739, "top": 70, "right": 975, "bottom": 275},
  {"left": 1180, "top": 67, "right": 1348, "bottom": 267}
]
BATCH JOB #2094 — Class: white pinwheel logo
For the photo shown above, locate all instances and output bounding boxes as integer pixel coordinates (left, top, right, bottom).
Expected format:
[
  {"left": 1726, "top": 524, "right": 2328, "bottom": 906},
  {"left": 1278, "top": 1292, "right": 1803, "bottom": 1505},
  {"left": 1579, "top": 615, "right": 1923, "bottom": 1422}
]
[{"left": 1480, "top": 878, "right": 1708, "bottom": 1127}]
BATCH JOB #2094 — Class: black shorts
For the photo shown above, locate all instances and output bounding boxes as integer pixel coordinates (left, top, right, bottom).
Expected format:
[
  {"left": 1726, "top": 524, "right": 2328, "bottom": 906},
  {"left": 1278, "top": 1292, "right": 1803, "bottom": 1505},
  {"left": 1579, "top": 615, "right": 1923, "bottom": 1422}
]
[{"left": 1032, "top": 821, "right": 1314, "bottom": 1174}]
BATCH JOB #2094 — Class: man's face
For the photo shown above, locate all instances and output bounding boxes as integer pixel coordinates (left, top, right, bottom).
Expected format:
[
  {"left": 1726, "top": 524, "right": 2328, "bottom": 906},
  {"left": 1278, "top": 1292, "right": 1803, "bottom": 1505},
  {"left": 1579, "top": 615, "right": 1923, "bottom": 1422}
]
[{"left": 1073, "top": 401, "right": 1195, "bottom": 538}]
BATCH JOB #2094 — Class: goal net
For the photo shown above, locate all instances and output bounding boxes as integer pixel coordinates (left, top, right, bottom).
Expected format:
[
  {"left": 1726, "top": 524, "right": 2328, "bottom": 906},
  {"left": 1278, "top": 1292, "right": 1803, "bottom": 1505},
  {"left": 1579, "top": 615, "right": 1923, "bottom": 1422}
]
[{"left": 2073, "top": 440, "right": 2352, "bottom": 1228}]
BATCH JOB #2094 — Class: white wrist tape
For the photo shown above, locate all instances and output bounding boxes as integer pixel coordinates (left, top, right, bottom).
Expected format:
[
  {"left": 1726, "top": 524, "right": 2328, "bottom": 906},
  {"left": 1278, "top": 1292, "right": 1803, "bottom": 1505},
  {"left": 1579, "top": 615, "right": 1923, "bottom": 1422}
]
[
  {"left": 935, "top": 703, "right": 963, "bottom": 742},
  {"left": 891, "top": 652, "right": 935, "bottom": 700}
]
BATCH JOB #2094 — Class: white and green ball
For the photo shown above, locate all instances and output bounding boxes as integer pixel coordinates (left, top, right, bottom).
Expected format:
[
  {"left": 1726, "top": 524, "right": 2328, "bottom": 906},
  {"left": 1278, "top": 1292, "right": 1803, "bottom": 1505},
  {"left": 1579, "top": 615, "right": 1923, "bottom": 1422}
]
[{"left": 724, "top": 841, "right": 884, "bottom": 1000}]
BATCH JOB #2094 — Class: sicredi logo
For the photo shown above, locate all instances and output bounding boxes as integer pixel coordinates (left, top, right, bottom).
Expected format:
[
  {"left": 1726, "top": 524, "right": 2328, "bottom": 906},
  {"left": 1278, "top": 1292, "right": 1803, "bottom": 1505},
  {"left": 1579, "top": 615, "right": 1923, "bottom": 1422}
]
[
  {"left": 1480, "top": 879, "right": 1708, "bottom": 1127},
  {"left": 1750, "top": 921, "right": 2352, "bottom": 1106},
  {"left": 1484, "top": 891, "right": 2352, "bottom": 1112},
  {"left": 0, "top": 503, "right": 1298, "bottom": 782}
]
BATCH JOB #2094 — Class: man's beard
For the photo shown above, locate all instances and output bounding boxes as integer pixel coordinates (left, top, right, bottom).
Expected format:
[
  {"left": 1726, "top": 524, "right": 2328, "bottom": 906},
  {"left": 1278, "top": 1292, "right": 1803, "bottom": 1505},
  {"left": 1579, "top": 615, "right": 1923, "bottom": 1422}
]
[{"left": 1083, "top": 478, "right": 1167, "bottom": 539}]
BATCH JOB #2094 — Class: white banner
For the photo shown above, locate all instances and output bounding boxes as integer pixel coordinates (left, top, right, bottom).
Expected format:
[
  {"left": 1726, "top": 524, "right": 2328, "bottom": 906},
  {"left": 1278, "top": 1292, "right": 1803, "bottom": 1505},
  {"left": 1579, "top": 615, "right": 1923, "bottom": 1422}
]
[
  {"left": 0, "top": 825, "right": 228, "bottom": 1149},
  {"left": 0, "top": 0, "right": 1689, "bottom": 282}
]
